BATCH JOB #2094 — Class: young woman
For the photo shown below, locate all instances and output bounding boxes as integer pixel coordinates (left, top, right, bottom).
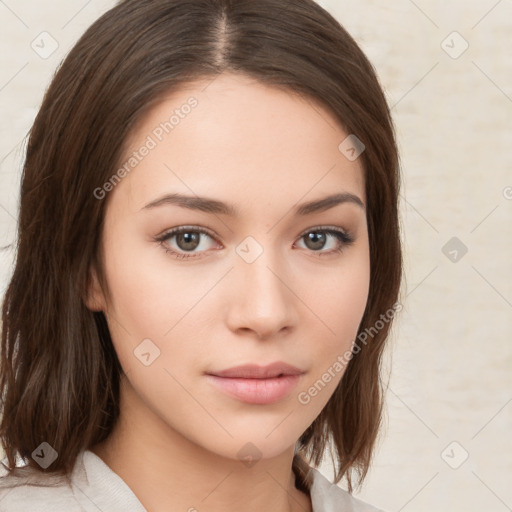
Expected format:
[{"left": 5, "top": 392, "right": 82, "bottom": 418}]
[{"left": 0, "top": 0, "right": 402, "bottom": 510}]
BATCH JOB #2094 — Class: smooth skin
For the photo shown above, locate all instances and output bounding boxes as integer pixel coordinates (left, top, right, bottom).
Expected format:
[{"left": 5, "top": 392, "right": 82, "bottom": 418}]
[{"left": 87, "top": 72, "right": 370, "bottom": 512}]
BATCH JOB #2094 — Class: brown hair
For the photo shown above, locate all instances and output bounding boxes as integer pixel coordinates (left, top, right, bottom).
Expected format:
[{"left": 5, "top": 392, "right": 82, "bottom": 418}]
[{"left": 0, "top": 0, "right": 401, "bottom": 494}]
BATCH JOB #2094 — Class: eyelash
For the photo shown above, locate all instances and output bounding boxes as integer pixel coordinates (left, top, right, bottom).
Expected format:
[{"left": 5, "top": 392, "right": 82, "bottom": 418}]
[{"left": 154, "top": 225, "right": 354, "bottom": 260}]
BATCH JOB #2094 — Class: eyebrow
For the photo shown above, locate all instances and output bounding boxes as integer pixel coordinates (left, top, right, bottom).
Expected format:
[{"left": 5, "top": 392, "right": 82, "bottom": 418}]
[{"left": 141, "top": 191, "right": 365, "bottom": 216}]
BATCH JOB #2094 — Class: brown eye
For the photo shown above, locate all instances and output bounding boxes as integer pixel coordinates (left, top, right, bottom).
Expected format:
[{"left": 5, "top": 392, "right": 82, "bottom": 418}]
[
  {"left": 155, "top": 226, "right": 219, "bottom": 260},
  {"left": 303, "top": 232, "right": 327, "bottom": 251},
  {"left": 296, "top": 228, "right": 354, "bottom": 256},
  {"left": 174, "top": 231, "right": 201, "bottom": 251}
]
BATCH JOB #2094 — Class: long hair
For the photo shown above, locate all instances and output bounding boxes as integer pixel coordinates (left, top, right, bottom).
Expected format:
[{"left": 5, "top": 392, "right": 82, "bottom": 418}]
[{"left": 0, "top": 0, "right": 402, "bottom": 494}]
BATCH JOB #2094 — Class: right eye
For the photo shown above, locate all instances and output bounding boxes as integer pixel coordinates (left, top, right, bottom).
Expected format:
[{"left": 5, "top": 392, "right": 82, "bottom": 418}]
[{"left": 154, "top": 226, "right": 222, "bottom": 260}]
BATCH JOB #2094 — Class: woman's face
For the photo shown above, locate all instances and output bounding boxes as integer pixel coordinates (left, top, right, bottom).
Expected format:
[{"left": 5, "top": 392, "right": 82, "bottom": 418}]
[{"left": 88, "top": 72, "right": 370, "bottom": 461}]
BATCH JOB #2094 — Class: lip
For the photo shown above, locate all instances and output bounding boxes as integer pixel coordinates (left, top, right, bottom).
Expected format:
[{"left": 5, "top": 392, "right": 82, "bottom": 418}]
[
  {"left": 206, "top": 362, "right": 304, "bottom": 404},
  {"left": 207, "top": 362, "right": 304, "bottom": 379}
]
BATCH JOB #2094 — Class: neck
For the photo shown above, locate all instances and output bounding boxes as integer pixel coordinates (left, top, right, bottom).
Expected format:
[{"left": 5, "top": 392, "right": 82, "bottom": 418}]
[{"left": 91, "top": 375, "right": 312, "bottom": 512}]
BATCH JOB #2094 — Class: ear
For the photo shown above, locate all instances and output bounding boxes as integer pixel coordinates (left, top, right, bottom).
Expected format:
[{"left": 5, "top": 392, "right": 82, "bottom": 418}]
[{"left": 84, "top": 264, "right": 107, "bottom": 312}]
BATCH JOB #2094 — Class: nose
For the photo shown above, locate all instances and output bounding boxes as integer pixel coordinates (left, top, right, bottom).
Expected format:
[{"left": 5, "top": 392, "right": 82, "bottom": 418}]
[{"left": 224, "top": 247, "right": 299, "bottom": 340}]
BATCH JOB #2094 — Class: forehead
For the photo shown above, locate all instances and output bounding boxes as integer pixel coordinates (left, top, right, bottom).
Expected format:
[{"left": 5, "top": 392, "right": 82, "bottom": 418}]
[{"left": 112, "top": 72, "right": 365, "bottom": 214}]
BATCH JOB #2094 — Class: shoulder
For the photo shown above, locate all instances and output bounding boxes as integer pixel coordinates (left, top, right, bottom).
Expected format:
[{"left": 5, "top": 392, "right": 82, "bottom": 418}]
[
  {"left": 0, "top": 450, "right": 146, "bottom": 512},
  {"left": 309, "top": 466, "right": 386, "bottom": 512},
  {"left": 0, "top": 460, "right": 84, "bottom": 512}
]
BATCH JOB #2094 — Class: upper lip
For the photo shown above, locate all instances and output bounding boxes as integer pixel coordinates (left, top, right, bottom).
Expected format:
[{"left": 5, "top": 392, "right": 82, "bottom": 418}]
[{"left": 207, "top": 362, "right": 304, "bottom": 379}]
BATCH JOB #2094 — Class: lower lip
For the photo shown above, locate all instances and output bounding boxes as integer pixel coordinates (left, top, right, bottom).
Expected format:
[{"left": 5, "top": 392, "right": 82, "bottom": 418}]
[{"left": 206, "top": 374, "right": 302, "bottom": 404}]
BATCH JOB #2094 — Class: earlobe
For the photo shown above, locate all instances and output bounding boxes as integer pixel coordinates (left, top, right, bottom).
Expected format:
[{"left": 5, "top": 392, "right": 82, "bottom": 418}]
[{"left": 84, "top": 265, "right": 106, "bottom": 312}]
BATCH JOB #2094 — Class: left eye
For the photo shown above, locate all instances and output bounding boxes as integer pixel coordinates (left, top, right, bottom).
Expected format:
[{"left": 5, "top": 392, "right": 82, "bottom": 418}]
[
  {"left": 155, "top": 226, "right": 353, "bottom": 259},
  {"left": 295, "top": 229, "right": 353, "bottom": 253}
]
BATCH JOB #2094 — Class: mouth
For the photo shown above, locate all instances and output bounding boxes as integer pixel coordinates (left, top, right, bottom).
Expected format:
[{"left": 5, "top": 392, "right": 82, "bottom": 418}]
[
  {"left": 205, "top": 362, "right": 305, "bottom": 404},
  {"left": 207, "top": 362, "right": 304, "bottom": 379}
]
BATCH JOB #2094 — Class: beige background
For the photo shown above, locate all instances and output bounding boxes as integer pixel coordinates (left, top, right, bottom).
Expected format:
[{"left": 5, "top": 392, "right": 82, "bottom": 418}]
[{"left": 1, "top": 1, "right": 511, "bottom": 510}]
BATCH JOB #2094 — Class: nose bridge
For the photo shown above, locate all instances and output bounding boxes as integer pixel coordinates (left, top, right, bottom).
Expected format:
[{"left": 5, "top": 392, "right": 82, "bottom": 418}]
[{"left": 226, "top": 236, "right": 298, "bottom": 338}]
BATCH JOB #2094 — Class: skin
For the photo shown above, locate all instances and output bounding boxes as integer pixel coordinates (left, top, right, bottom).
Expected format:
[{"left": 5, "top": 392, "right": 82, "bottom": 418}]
[{"left": 87, "top": 72, "right": 370, "bottom": 512}]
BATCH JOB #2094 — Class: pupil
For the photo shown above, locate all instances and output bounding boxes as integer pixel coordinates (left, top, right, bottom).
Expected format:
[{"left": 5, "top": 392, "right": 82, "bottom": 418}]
[
  {"left": 306, "top": 232, "right": 326, "bottom": 250},
  {"left": 177, "top": 232, "right": 200, "bottom": 251}
]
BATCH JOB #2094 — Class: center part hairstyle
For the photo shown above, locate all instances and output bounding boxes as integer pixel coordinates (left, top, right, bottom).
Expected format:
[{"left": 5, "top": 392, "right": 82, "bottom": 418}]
[{"left": 0, "top": 0, "right": 402, "bottom": 494}]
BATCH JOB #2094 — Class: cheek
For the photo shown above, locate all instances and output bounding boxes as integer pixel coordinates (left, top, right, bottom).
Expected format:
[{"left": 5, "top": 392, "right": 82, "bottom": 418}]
[
  {"left": 296, "top": 249, "right": 370, "bottom": 405},
  {"left": 103, "top": 257, "right": 168, "bottom": 331},
  {"left": 332, "top": 261, "right": 370, "bottom": 340},
  {"left": 98, "top": 236, "right": 178, "bottom": 367},
  {"left": 302, "top": 248, "right": 370, "bottom": 346},
  {"left": 100, "top": 233, "right": 221, "bottom": 377},
  {"left": 101, "top": 228, "right": 189, "bottom": 328}
]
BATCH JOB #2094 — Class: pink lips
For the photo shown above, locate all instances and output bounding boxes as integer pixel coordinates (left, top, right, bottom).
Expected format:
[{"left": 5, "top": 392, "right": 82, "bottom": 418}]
[{"left": 206, "top": 362, "right": 304, "bottom": 405}]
